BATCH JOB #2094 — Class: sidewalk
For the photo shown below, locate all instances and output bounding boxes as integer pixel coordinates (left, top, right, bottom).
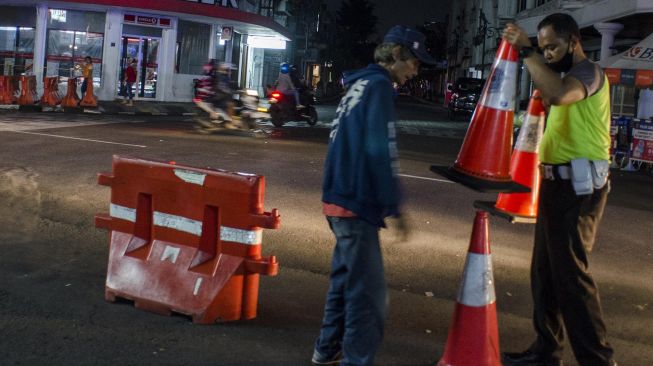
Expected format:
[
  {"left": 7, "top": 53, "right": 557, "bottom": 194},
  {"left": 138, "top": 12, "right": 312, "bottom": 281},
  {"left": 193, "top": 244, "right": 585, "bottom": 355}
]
[{"left": 4, "top": 100, "right": 198, "bottom": 117}]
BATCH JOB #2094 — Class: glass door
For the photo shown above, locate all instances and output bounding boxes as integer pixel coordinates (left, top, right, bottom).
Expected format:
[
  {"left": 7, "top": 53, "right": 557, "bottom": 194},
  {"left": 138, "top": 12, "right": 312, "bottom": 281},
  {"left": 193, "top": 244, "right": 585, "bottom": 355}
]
[{"left": 118, "top": 36, "right": 159, "bottom": 99}]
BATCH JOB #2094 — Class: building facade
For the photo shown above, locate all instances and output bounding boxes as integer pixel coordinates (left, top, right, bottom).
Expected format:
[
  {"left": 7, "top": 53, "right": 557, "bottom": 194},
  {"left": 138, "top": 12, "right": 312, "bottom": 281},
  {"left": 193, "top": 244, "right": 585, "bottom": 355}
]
[
  {"left": 0, "top": 0, "right": 292, "bottom": 102},
  {"left": 446, "top": 0, "right": 653, "bottom": 113}
]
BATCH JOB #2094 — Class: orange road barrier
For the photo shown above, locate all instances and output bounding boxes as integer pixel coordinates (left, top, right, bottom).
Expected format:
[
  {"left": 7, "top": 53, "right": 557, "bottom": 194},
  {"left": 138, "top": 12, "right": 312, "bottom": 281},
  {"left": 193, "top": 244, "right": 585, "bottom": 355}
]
[
  {"left": 79, "top": 77, "right": 97, "bottom": 107},
  {"left": 475, "top": 90, "right": 546, "bottom": 223},
  {"left": 40, "top": 76, "right": 62, "bottom": 106},
  {"left": 0, "top": 76, "right": 17, "bottom": 104},
  {"left": 438, "top": 211, "right": 501, "bottom": 366},
  {"left": 61, "top": 78, "right": 80, "bottom": 107},
  {"left": 17, "top": 75, "right": 39, "bottom": 105},
  {"left": 432, "top": 40, "right": 528, "bottom": 193},
  {"left": 95, "top": 156, "right": 280, "bottom": 323}
]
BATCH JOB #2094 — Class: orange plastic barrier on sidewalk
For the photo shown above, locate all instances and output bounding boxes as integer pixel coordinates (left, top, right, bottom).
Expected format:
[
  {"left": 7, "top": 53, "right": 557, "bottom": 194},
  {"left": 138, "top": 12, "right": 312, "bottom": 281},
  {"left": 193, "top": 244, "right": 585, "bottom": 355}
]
[
  {"left": 0, "top": 76, "right": 18, "bottom": 104},
  {"left": 432, "top": 40, "right": 528, "bottom": 193},
  {"left": 61, "top": 78, "right": 80, "bottom": 107},
  {"left": 438, "top": 211, "right": 501, "bottom": 366},
  {"left": 79, "top": 77, "right": 97, "bottom": 107},
  {"left": 40, "top": 76, "right": 62, "bottom": 106},
  {"left": 17, "top": 75, "right": 39, "bottom": 105},
  {"left": 95, "top": 156, "right": 280, "bottom": 323},
  {"left": 475, "top": 90, "right": 546, "bottom": 223}
]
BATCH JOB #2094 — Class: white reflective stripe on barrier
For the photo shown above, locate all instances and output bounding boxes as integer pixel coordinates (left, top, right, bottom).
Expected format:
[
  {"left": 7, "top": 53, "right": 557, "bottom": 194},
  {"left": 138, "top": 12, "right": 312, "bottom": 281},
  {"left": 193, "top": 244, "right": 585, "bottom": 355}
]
[
  {"left": 174, "top": 169, "right": 206, "bottom": 186},
  {"left": 515, "top": 113, "right": 544, "bottom": 152},
  {"left": 220, "top": 226, "right": 262, "bottom": 245},
  {"left": 110, "top": 203, "right": 136, "bottom": 222},
  {"left": 109, "top": 203, "right": 262, "bottom": 245},
  {"left": 457, "top": 253, "right": 496, "bottom": 307},
  {"left": 481, "top": 60, "right": 518, "bottom": 111},
  {"left": 193, "top": 277, "right": 203, "bottom": 296},
  {"left": 154, "top": 211, "right": 203, "bottom": 236}
]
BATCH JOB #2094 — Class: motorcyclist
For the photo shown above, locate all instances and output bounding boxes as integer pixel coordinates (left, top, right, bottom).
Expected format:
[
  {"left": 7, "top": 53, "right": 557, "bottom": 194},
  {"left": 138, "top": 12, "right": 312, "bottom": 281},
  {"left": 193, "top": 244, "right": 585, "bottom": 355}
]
[
  {"left": 194, "top": 59, "right": 216, "bottom": 102},
  {"left": 212, "top": 61, "right": 236, "bottom": 121},
  {"left": 276, "top": 62, "right": 303, "bottom": 108}
]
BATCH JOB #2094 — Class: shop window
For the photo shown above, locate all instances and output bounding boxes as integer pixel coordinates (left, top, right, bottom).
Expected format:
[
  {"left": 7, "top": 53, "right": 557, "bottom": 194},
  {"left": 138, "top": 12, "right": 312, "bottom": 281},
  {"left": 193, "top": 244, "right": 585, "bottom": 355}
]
[
  {"left": 46, "top": 30, "right": 103, "bottom": 83},
  {"left": 46, "top": 9, "right": 104, "bottom": 84},
  {"left": 0, "top": 6, "right": 36, "bottom": 76},
  {"left": 611, "top": 85, "right": 636, "bottom": 117},
  {"left": 176, "top": 20, "right": 211, "bottom": 75}
]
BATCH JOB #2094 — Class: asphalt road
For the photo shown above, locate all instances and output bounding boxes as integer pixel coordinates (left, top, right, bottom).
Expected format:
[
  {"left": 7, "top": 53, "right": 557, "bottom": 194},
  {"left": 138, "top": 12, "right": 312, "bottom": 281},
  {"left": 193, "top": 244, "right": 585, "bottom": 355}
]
[{"left": 1, "top": 101, "right": 652, "bottom": 366}]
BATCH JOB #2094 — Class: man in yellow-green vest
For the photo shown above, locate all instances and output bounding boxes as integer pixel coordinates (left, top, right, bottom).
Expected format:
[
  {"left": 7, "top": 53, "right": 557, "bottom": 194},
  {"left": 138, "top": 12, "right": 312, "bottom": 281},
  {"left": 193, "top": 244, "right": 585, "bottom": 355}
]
[{"left": 501, "top": 13, "right": 616, "bottom": 366}]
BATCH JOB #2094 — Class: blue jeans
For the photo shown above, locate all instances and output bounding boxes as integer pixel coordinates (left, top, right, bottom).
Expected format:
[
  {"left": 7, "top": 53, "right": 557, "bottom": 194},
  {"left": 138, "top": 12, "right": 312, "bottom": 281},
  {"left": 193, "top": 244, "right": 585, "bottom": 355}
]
[
  {"left": 123, "top": 82, "right": 134, "bottom": 100},
  {"left": 314, "top": 216, "right": 387, "bottom": 366}
]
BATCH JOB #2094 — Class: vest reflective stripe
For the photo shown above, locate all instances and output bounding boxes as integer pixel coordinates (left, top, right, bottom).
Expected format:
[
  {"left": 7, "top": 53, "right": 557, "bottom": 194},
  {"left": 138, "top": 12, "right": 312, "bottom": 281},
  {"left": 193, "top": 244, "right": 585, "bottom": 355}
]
[
  {"left": 457, "top": 253, "right": 497, "bottom": 307},
  {"left": 540, "top": 75, "right": 611, "bottom": 164}
]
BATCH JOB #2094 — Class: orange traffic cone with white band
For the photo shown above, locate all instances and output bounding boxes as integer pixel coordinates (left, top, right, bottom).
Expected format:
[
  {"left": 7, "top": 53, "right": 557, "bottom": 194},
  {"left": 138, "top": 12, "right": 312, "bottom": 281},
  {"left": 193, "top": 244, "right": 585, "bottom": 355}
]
[
  {"left": 432, "top": 40, "right": 528, "bottom": 193},
  {"left": 475, "top": 90, "right": 545, "bottom": 223},
  {"left": 438, "top": 211, "right": 501, "bottom": 366}
]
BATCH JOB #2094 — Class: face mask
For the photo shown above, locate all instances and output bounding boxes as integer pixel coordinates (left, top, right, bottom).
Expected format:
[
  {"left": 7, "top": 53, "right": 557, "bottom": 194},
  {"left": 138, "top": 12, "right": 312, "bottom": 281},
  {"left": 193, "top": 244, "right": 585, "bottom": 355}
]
[{"left": 547, "top": 39, "right": 574, "bottom": 73}]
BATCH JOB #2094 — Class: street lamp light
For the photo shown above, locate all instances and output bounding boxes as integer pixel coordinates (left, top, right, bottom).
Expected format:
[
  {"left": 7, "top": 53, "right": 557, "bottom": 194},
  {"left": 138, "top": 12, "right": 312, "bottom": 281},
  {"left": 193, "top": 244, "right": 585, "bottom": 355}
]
[{"left": 473, "top": 9, "right": 500, "bottom": 79}]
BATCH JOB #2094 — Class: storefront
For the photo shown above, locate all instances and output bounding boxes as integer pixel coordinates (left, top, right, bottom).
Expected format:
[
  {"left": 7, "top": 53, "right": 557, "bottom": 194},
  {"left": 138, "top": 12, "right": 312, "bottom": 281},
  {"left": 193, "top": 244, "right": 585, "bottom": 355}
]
[{"left": 0, "top": 0, "right": 291, "bottom": 102}]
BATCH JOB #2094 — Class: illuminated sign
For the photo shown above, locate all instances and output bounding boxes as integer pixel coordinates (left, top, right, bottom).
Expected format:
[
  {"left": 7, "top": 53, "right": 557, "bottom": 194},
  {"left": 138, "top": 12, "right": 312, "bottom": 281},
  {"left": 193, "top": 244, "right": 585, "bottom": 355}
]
[
  {"left": 49, "top": 9, "right": 67, "bottom": 23},
  {"left": 183, "top": 0, "right": 239, "bottom": 8},
  {"left": 123, "top": 14, "right": 173, "bottom": 28}
]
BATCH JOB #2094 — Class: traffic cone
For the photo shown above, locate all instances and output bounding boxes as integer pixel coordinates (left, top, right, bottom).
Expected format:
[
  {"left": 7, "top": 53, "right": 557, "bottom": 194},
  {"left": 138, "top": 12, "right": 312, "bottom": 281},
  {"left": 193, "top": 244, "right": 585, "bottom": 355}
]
[
  {"left": 474, "top": 90, "right": 545, "bottom": 224},
  {"left": 438, "top": 210, "right": 501, "bottom": 366},
  {"left": 432, "top": 40, "right": 528, "bottom": 193}
]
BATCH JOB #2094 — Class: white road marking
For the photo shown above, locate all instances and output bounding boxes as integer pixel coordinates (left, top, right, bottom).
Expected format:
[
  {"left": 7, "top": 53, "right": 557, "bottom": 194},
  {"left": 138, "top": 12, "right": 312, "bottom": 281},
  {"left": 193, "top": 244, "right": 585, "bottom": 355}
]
[
  {"left": 399, "top": 173, "right": 454, "bottom": 184},
  {"left": 3, "top": 130, "right": 147, "bottom": 148}
]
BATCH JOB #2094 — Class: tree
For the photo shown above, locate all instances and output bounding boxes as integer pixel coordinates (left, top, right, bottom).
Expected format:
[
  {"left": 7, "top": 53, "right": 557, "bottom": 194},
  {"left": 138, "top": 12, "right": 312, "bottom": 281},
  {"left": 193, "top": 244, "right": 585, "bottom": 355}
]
[{"left": 334, "top": 0, "right": 378, "bottom": 70}]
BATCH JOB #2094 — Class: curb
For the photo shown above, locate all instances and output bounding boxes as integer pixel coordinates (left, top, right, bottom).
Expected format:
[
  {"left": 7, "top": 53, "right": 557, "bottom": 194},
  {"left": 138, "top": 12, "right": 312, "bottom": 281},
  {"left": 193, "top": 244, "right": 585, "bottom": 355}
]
[{"left": 2, "top": 103, "right": 197, "bottom": 117}]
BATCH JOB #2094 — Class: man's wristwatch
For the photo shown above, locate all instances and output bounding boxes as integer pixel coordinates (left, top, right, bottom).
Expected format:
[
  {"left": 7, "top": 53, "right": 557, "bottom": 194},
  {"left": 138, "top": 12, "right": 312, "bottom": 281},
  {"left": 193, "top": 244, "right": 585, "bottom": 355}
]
[{"left": 519, "top": 46, "right": 535, "bottom": 59}]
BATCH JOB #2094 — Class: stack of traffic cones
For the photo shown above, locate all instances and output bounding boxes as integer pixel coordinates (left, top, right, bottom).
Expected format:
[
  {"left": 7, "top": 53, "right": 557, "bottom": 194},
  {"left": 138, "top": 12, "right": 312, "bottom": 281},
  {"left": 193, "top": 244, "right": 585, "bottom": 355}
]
[
  {"left": 438, "top": 211, "right": 501, "bottom": 366},
  {"left": 431, "top": 40, "right": 528, "bottom": 193},
  {"left": 475, "top": 90, "right": 546, "bottom": 223},
  {"left": 432, "top": 39, "right": 541, "bottom": 366}
]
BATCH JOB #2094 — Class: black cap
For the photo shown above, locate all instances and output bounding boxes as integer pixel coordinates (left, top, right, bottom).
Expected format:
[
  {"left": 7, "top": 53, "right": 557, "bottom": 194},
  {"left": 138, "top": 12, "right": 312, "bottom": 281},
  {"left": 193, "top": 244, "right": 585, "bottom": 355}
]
[{"left": 383, "top": 25, "right": 436, "bottom": 65}]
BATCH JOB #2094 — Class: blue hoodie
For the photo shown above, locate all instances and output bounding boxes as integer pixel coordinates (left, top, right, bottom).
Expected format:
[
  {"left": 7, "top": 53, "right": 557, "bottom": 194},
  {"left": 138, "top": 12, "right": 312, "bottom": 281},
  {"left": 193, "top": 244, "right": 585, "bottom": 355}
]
[{"left": 322, "top": 64, "right": 401, "bottom": 227}]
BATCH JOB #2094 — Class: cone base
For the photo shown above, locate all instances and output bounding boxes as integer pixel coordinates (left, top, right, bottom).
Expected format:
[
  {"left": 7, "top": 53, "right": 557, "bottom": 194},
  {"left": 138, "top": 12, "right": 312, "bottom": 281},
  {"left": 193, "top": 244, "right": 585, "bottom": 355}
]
[
  {"left": 474, "top": 201, "right": 536, "bottom": 224},
  {"left": 430, "top": 165, "right": 531, "bottom": 193}
]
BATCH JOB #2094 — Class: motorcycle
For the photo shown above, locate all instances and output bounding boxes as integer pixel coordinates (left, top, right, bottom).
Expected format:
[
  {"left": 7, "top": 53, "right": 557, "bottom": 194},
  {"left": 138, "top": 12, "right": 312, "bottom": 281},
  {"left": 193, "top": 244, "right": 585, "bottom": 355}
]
[
  {"left": 194, "top": 89, "right": 270, "bottom": 136},
  {"left": 268, "top": 88, "right": 318, "bottom": 127}
]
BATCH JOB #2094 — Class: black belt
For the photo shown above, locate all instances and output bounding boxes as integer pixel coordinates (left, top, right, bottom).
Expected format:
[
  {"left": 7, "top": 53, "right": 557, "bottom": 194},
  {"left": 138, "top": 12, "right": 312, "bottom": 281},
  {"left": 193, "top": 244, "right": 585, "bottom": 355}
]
[{"left": 539, "top": 164, "right": 571, "bottom": 180}]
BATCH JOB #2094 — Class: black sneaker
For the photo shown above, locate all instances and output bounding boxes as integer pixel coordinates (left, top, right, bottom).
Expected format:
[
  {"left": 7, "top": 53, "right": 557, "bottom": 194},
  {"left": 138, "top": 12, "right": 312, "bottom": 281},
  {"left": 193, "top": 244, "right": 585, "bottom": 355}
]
[
  {"left": 501, "top": 350, "right": 563, "bottom": 366},
  {"left": 311, "top": 350, "right": 342, "bottom": 365}
]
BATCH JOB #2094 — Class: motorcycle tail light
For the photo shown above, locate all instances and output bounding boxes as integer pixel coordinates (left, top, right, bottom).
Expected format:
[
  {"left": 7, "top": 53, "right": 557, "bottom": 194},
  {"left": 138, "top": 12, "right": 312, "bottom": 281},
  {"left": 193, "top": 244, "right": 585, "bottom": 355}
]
[{"left": 271, "top": 92, "right": 281, "bottom": 99}]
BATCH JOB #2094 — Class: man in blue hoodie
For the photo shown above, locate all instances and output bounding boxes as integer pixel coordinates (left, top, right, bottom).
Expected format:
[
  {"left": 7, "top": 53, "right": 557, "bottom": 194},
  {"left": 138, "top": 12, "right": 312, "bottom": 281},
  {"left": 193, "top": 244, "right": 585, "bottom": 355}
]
[{"left": 312, "top": 26, "right": 436, "bottom": 366}]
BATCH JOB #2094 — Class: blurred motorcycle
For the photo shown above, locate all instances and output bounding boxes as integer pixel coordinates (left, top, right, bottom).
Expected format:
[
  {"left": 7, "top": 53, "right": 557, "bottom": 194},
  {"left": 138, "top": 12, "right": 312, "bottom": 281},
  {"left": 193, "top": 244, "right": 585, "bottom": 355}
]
[{"left": 194, "top": 89, "right": 270, "bottom": 136}]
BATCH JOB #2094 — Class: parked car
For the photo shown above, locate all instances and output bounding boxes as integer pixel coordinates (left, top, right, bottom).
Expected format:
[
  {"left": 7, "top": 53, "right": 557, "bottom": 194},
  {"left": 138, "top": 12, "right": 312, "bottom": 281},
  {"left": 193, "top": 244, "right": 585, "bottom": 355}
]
[{"left": 448, "top": 77, "right": 485, "bottom": 120}]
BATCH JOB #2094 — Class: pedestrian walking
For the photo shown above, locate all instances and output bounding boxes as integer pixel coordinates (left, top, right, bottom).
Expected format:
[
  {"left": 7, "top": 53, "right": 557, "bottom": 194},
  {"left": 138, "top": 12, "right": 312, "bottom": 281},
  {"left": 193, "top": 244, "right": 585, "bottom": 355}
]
[
  {"left": 312, "top": 25, "right": 436, "bottom": 366},
  {"left": 122, "top": 59, "right": 137, "bottom": 106},
  {"left": 501, "top": 13, "right": 617, "bottom": 366}
]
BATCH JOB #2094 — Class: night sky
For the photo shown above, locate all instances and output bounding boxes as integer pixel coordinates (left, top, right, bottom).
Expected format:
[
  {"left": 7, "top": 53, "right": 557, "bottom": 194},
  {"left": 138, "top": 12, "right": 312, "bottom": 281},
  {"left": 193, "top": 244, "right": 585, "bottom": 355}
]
[{"left": 325, "top": 0, "right": 448, "bottom": 38}]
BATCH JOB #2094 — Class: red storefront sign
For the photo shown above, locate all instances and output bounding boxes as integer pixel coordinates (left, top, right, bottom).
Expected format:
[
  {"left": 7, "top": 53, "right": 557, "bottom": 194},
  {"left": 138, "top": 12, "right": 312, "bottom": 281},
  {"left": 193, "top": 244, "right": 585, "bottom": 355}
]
[
  {"left": 605, "top": 68, "right": 653, "bottom": 88},
  {"left": 123, "top": 13, "right": 173, "bottom": 28}
]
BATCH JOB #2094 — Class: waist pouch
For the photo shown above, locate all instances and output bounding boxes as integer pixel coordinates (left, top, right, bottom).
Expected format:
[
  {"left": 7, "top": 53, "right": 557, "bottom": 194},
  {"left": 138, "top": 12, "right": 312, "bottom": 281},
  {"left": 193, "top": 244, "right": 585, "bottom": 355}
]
[{"left": 570, "top": 158, "right": 609, "bottom": 195}]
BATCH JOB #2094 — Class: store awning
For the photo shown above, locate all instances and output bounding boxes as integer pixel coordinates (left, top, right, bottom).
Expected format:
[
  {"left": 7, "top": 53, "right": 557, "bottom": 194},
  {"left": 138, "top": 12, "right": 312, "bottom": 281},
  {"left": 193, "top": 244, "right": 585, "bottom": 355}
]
[{"left": 601, "top": 33, "right": 653, "bottom": 88}]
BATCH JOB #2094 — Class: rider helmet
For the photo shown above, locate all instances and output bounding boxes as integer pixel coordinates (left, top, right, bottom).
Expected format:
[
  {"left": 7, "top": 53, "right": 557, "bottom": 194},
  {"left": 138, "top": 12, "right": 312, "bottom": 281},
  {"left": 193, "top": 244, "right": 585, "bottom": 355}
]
[{"left": 280, "top": 62, "right": 290, "bottom": 74}]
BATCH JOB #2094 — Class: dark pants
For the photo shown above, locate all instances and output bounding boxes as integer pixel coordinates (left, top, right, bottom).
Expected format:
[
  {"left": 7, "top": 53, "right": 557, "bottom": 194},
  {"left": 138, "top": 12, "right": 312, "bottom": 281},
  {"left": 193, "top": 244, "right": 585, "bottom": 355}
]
[
  {"left": 124, "top": 82, "right": 134, "bottom": 100},
  {"left": 529, "top": 178, "right": 614, "bottom": 365},
  {"left": 314, "top": 217, "right": 387, "bottom": 366},
  {"left": 81, "top": 78, "right": 88, "bottom": 97}
]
